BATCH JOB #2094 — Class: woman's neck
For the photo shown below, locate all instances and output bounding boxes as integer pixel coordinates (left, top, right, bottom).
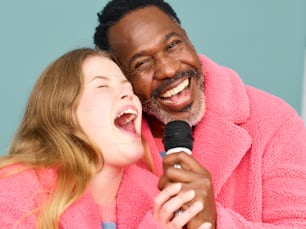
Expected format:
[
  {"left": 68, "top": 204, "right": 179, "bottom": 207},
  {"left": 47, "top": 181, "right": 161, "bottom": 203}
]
[{"left": 90, "top": 166, "right": 123, "bottom": 205}]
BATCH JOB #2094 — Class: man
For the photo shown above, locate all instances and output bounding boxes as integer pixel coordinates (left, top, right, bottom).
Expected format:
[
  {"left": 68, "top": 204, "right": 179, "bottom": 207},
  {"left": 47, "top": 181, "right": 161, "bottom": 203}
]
[{"left": 94, "top": 0, "right": 306, "bottom": 228}]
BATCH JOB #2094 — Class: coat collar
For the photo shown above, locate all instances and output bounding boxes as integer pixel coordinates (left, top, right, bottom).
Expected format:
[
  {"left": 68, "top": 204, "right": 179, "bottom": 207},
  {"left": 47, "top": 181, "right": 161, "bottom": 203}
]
[
  {"left": 192, "top": 114, "right": 251, "bottom": 196},
  {"left": 116, "top": 165, "right": 159, "bottom": 228}
]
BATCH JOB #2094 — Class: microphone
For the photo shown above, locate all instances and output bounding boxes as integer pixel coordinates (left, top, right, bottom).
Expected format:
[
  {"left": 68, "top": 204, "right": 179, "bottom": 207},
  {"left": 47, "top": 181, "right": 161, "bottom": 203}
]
[
  {"left": 163, "top": 120, "right": 193, "bottom": 158},
  {"left": 163, "top": 120, "right": 194, "bottom": 217}
]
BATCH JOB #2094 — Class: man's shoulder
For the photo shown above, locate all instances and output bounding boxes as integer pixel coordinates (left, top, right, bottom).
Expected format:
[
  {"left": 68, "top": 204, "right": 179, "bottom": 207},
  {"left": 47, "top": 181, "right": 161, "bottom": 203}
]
[{"left": 246, "top": 85, "right": 298, "bottom": 117}]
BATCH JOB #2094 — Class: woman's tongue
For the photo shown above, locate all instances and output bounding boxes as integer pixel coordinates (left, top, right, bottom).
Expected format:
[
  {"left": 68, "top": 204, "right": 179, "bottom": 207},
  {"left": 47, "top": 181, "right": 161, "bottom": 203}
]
[{"left": 115, "top": 113, "right": 136, "bottom": 133}]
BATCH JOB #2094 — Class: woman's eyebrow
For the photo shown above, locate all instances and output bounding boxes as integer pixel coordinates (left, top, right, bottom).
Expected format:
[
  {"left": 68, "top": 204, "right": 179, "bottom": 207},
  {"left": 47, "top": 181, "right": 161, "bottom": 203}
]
[{"left": 88, "top": 75, "right": 109, "bottom": 83}]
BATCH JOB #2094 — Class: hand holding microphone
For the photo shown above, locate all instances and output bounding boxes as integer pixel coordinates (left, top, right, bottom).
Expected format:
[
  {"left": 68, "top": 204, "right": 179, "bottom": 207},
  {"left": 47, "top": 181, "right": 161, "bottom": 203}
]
[
  {"left": 159, "top": 120, "right": 216, "bottom": 229},
  {"left": 163, "top": 120, "right": 193, "bottom": 216}
]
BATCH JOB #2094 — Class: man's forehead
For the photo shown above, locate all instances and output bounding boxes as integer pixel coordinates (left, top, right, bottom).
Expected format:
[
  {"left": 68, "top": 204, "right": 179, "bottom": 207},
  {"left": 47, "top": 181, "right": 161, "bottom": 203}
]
[{"left": 108, "top": 7, "right": 182, "bottom": 60}]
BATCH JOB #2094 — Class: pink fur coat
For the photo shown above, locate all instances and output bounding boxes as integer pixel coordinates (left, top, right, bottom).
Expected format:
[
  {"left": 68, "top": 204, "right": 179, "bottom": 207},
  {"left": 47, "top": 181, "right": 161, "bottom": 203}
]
[
  {"left": 140, "top": 54, "right": 306, "bottom": 228},
  {"left": 0, "top": 164, "right": 162, "bottom": 228}
]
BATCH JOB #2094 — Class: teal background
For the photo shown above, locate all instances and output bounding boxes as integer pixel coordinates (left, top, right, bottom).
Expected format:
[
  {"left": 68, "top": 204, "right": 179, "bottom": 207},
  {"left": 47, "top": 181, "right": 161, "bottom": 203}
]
[{"left": 1, "top": 1, "right": 306, "bottom": 155}]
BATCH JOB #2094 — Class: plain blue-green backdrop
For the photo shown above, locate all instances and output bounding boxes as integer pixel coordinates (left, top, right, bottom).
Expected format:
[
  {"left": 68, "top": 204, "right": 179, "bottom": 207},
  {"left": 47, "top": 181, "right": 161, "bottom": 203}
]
[{"left": 1, "top": 1, "right": 306, "bottom": 155}]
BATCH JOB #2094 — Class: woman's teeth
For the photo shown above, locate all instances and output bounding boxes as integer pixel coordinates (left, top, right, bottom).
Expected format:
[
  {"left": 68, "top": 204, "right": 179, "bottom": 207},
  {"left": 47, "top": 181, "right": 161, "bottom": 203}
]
[
  {"left": 160, "top": 79, "right": 189, "bottom": 98},
  {"left": 116, "top": 109, "right": 137, "bottom": 126}
]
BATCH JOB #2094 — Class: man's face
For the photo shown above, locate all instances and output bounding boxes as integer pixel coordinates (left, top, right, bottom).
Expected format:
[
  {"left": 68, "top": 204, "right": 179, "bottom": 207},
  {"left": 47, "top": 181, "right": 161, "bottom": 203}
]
[{"left": 108, "top": 6, "right": 205, "bottom": 126}]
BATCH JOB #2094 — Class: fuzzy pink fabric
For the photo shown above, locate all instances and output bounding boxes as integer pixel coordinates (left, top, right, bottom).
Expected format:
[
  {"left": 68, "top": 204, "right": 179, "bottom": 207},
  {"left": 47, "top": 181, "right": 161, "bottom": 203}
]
[
  {"left": 140, "top": 54, "right": 306, "bottom": 228},
  {"left": 0, "top": 164, "right": 162, "bottom": 228}
]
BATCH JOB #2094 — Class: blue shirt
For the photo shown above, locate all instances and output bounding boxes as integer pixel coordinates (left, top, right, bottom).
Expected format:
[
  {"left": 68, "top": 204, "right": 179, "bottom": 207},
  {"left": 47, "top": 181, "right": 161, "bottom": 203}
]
[{"left": 101, "top": 222, "right": 116, "bottom": 229}]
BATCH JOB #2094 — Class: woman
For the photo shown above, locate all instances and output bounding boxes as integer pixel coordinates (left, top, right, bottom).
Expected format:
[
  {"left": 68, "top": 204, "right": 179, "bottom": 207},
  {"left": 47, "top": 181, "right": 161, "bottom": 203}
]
[{"left": 0, "top": 48, "right": 205, "bottom": 229}]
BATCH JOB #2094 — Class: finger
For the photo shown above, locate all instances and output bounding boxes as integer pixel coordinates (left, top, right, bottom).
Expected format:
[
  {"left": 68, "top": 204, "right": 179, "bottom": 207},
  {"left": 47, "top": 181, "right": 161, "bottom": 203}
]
[
  {"left": 153, "top": 183, "right": 182, "bottom": 214},
  {"left": 158, "top": 167, "right": 183, "bottom": 190},
  {"left": 170, "top": 201, "right": 204, "bottom": 228},
  {"left": 160, "top": 167, "right": 211, "bottom": 186},
  {"left": 158, "top": 169, "right": 189, "bottom": 189},
  {"left": 163, "top": 152, "right": 205, "bottom": 172},
  {"left": 158, "top": 167, "right": 193, "bottom": 190},
  {"left": 155, "top": 190, "right": 196, "bottom": 224}
]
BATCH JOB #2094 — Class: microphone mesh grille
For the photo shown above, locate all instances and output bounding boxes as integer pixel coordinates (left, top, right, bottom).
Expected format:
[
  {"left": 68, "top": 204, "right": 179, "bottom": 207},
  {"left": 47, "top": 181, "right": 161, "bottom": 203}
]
[{"left": 163, "top": 120, "right": 193, "bottom": 151}]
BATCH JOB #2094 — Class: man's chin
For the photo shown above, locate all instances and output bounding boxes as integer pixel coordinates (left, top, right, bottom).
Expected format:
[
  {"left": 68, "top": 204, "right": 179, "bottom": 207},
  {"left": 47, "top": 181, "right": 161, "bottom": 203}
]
[
  {"left": 144, "top": 108, "right": 204, "bottom": 126},
  {"left": 142, "top": 93, "right": 205, "bottom": 126}
]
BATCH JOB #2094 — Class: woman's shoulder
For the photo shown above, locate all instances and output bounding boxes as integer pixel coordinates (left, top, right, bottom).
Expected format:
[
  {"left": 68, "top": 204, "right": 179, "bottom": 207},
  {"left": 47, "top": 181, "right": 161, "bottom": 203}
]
[
  {"left": 0, "top": 164, "right": 49, "bottom": 227},
  {"left": 0, "top": 164, "right": 40, "bottom": 198},
  {"left": 0, "top": 164, "right": 56, "bottom": 201}
]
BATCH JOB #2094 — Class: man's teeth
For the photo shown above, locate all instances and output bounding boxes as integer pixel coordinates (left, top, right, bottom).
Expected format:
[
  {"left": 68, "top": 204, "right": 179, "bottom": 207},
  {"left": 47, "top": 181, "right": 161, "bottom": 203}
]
[{"left": 160, "top": 79, "right": 189, "bottom": 98}]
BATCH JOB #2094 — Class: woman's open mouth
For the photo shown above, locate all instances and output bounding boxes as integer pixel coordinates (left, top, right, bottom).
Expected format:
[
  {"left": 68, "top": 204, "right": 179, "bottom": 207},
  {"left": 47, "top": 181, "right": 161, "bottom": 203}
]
[{"left": 114, "top": 108, "right": 138, "bottom": 134}]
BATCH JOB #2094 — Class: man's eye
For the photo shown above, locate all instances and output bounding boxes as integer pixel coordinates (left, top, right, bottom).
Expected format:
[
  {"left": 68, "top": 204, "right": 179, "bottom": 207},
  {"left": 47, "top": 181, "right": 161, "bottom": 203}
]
[
  {"left": 168, "top": 40, "right": 181, "bottom": 50},
  {"left": 134, "top": 61, "right": 145, "bottom": 70},
  {"left": 134, "top": 57, "right": 152, "bottom": 71}
]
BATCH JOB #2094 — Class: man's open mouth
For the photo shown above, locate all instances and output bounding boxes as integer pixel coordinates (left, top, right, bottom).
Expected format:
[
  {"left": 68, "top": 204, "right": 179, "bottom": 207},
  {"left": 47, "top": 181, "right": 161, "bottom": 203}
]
[{"left": 159, "top": 78, "right": 191, "bottom": 106}]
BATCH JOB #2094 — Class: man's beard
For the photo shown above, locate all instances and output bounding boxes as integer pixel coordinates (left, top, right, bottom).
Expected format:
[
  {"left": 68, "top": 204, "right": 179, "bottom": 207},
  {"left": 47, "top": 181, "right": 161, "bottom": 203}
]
[{"left": 142, "top": 70, "right": 205, "bottom": 126}]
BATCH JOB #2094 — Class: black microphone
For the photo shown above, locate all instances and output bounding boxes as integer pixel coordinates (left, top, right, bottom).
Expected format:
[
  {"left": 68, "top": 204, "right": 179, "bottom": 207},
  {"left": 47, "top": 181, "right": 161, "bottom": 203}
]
[
  {"left": 163, "top": 120, "right": 193, "bottom": 158},
  {"left": 163, "top": 120, "right": 194, "bottom": 217}
]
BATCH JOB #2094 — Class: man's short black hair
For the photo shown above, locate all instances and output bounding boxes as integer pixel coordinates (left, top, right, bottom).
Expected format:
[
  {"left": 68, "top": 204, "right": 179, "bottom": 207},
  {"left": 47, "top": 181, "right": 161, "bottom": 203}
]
[{"left": 94, "top": 0, "right": 181, "bottom": 51}]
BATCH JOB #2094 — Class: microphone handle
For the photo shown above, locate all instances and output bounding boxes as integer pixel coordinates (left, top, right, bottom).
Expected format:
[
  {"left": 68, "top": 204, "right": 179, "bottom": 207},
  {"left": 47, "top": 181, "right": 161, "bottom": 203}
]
[
  {"left": 166, "top": 147, "right": 192, "bottom": 155},
  {"left": 166, "top": 147, "right": 192, "bottom": 217}
]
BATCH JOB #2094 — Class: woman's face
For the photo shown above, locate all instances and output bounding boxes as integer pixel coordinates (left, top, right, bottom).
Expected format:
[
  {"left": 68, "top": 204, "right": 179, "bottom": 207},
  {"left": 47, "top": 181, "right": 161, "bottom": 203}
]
[{"left": 77, "top": 55, "right": 143, "bottom": 168}]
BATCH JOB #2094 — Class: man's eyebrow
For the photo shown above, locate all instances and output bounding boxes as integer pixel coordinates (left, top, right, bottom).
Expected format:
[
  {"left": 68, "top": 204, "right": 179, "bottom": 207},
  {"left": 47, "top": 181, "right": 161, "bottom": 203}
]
[
  {"left": 128, "top": 31, "right": 182, "bottom": 67},
  {"left": 128, "top": 51, "right": 146, "bottom": 68},
  {"left": 164, "top": 31, "right": 182, "bottom": 42}
]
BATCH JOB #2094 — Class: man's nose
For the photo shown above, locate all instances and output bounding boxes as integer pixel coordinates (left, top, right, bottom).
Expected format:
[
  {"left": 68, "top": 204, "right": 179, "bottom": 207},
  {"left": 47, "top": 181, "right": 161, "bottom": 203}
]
[{"left": 154, "top": 54, "right": 180, "bottom": 80}]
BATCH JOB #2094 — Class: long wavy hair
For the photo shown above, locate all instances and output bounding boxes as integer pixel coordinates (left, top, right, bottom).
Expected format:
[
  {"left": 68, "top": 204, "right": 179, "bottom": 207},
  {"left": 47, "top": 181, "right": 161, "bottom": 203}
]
[{"left": 0, "top": 48, "right": 107, "bottom": 228}]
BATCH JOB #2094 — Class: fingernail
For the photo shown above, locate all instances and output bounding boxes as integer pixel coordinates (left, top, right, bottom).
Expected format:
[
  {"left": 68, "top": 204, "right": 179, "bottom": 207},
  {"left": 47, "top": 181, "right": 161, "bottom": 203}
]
[
  {"left": 199, "top": 222, "right": 212, "bottom": 229},
  {"left": 186, "top": 190, "right": 195, "bottom": 198},
  {"left": 172, "top": 183, "right": 182, "bottom": 191},
  {"left": 193, "top": 201, "right": 203, "bottom": 211}
]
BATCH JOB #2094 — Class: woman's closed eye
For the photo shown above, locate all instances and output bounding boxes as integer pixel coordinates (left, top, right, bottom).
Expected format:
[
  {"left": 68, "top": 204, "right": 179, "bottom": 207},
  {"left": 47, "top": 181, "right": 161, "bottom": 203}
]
[{"left": 97, "top": 85, "right": 108, "bottom": 88}]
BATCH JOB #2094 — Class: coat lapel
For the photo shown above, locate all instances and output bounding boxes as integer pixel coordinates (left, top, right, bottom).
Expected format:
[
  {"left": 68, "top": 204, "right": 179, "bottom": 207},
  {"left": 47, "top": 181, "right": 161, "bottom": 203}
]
[
  {"left": 193, "top": 54, "right": 253, "bottom": 195},
  {"left": 192, "top": 114, "right": 252, "bottom": 196}
]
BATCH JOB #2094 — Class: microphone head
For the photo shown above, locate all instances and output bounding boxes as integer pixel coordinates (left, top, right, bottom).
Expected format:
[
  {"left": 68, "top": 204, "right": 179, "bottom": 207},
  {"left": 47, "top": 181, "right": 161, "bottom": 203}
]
[{"left": 163, "top": 120, "right": 193, "bottom": 152}]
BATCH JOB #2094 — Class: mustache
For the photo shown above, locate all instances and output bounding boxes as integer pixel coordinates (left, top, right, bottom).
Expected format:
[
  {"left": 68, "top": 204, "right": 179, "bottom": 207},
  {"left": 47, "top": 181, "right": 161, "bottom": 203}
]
[{"left": 151, "top": 69, "right": 198, "bottom": 99}]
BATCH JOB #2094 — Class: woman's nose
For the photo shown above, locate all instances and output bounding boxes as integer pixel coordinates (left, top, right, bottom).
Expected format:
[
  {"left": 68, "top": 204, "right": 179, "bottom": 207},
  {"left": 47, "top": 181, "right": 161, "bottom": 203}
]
[{"left": 119, "top": 84, "right": 134, "bottom": 100}]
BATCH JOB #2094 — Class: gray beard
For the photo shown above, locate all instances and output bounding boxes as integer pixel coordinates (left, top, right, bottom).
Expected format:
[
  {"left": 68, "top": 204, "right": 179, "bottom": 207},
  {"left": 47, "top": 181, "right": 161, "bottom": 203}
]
[{"left": 142, "top": 77, "right": 205, "bottom": 126}]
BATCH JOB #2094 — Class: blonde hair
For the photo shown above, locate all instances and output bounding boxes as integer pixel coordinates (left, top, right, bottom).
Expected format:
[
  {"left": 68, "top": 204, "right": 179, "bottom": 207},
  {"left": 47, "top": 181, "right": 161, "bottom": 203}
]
[{"left": 0, "top": 48, "right": 110, "bottom": 228}]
